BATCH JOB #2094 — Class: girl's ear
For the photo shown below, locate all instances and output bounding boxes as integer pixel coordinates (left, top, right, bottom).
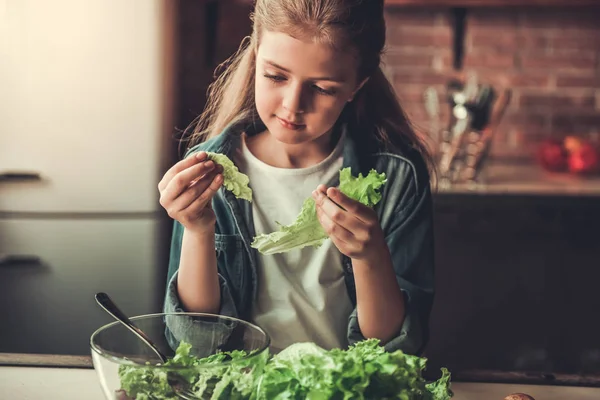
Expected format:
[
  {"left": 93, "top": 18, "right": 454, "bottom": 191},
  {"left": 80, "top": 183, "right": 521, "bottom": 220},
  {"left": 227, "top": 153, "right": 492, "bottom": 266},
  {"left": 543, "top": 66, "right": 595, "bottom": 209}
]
[{"left": 348, "top": 77, "right": 370, "bottom": 102}]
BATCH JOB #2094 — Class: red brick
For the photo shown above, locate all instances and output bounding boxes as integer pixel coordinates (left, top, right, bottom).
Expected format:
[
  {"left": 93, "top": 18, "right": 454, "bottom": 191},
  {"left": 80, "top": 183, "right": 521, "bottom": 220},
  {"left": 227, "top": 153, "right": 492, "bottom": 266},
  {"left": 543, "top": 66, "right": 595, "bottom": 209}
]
[
  {"left": 552, "top": 113, "right": 600, "bottom": 132},
  {"left": 516, "top": 33, "right": 551, "bottom": 50},
  {"left": 473, "top": 71, "right": 549, "bottom": 89},
  {"left": 556, "top": 75, "right": 600, "bottom": 88},
  {"left": 383, "top": 52, "right": 435, "bottom": 67},
  {"left": 503, "top": 112, "right": 550, "bottom": 132},
  {"left": 508, "top": 73, "right": 552, "bottom": 88},
  {"left": 387, "top": 29, "right": 452, "bottom": 48},
  {"left": 468, "top": 10, "right": 518, "bottom": 27},
  {"left": 394, "top": 71, "right": 448, "bottom": 86},
  {"left": 439, "top": 53, "right": 454, "bottom": 69},
  {"left": 552, "top": 29, "right": 600, "bottom": 40},
  {"left": 384, "top": 9, "right": 445, "bottom": 27},
  {"left": 520, "top": 10, "right": 561, "bottom": 29},
  {"left": 464, "top": 52, "right": 515, "bottom": 69},
  {"left": 395, "top": 87, "right": 451, "bottom": 122},
  {"left": 524, "top": 10, "right": 600, "bottom": 30},
  {"left": 469, "top": 29, "right": 550, "bottom": 51},
  {"left": 552, "top": 36, "right": 600, "bottom": 52},
  {"left": 519, "top": 93, "right": 596, "bottom": 109},
  {"left": 520, "top": 52, "right": 596, "bottom": 71},
  {"left": 470, "top": 32, "right": 518, "bottom": 53},
  {"left": 496, "top": 125, "right": 548, "bottom": 144}
]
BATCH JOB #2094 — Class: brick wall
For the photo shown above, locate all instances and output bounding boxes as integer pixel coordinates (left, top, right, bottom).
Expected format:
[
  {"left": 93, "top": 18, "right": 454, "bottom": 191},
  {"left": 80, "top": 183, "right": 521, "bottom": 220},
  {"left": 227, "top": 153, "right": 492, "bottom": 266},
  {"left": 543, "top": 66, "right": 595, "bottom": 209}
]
[
  {"left": 177, "top": 4, "right": 600, "bottom": 162},
  {"left": 385, "top": 7, "right": 600, "bottom": 161}
]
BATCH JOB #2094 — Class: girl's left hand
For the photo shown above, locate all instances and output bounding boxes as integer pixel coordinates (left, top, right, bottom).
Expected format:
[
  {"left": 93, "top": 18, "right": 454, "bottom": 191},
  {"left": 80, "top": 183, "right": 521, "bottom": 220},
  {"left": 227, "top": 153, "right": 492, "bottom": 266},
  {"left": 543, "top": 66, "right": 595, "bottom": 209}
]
[{"left": 312, "top": 184, "right": 387, "bottom": 262}]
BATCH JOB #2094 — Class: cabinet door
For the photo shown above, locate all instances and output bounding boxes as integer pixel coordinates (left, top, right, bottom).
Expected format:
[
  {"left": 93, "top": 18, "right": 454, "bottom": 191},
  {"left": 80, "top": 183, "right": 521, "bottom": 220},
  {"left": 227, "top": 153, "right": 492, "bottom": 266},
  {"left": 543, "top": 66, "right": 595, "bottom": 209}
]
[
  {"left": 0, "top": 0, "right": 171, "bottom": 213},
  {"left": 0, "top": 218, "right": 164, "bottom": 355}
]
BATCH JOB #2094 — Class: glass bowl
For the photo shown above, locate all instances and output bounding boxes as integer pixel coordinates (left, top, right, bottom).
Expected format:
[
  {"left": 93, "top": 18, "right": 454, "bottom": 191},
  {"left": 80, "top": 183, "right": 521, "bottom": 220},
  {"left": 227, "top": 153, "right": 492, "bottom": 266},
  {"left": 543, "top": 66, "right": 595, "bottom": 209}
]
[{"left": 90, "top": 312, "right": 270, "bottom": 400}]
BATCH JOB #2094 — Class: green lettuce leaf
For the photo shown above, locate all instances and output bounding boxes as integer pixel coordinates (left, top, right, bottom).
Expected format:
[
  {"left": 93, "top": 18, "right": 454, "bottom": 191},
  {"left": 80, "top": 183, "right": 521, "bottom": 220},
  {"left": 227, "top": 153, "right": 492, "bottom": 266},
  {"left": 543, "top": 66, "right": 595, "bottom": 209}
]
[
  {"left": 206, "top": 152, "right": 252, "bottom": 202},
  {"left": 338, "top": 167, "right": 386, "bottom": 207},
  {"left": 250, "top": 168, "right": 387, "bottom": 255},
  {"left": 425, "top": 368, "right": 454, "bottom": 400}
]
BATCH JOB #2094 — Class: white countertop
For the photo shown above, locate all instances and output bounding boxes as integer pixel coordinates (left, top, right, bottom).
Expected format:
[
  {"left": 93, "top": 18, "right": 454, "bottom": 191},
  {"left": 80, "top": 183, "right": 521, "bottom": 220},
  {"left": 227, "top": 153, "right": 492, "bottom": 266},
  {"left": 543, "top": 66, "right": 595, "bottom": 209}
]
[
  {"left": 2, "top": 365, "right": 600, "bottom": 400},
  {"left": 1, "top": 366, "right": 104, "bottom": 400}
]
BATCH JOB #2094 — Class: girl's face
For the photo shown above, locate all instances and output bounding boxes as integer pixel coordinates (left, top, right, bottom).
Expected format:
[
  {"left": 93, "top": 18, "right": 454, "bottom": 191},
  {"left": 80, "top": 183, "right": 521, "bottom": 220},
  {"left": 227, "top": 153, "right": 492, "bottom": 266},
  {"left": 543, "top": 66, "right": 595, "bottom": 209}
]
[{"left": 255, "top": 31, "right": 363, "bottom": 146}]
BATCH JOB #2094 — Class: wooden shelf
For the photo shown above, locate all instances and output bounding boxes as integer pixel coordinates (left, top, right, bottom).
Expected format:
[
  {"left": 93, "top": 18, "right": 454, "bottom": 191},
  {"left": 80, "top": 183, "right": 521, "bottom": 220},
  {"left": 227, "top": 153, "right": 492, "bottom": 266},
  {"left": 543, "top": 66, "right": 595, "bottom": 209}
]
[
  {"left": 385, "top": 0, "right": 600, "bottom": 6},
  {"left": 436, "top": 163, "right": 600, "bottom": 197}
]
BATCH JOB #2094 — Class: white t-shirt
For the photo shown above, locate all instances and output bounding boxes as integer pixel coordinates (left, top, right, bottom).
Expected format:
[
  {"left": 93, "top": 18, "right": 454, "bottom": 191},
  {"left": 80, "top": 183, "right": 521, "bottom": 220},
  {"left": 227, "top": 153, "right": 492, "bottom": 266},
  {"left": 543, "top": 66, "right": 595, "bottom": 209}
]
[{"left": 234, "top": 133, "right": 353, "bottom": 353}]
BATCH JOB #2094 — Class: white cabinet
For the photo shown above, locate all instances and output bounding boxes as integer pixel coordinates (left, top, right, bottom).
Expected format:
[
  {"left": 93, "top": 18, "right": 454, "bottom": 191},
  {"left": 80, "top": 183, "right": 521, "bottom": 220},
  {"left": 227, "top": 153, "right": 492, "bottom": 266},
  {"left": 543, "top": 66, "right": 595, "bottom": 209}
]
[
  {"left": 0, "top": 219, "right": 164, "bottom": 355},
  {"left": 0, "top": 0, "right": 175, "bottom": 354},
  {"left": 0, "top": 0, "right": 169, "bottom": 213}
]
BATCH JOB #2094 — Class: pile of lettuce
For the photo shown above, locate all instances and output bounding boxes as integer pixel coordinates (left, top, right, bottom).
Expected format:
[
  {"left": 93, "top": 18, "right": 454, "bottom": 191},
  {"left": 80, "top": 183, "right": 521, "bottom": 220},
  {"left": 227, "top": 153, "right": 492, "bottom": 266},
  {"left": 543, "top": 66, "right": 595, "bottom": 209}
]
[{"left": 117, "top": 339, "right": 452, "bottom": 400}]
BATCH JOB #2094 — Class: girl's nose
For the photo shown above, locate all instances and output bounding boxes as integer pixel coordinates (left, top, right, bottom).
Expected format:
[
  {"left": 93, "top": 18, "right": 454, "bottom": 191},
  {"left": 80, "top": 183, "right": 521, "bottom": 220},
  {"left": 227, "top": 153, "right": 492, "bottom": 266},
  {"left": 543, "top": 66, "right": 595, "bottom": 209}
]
[{"left": 282, "top": 83, "right": 305, "bottom": 114}]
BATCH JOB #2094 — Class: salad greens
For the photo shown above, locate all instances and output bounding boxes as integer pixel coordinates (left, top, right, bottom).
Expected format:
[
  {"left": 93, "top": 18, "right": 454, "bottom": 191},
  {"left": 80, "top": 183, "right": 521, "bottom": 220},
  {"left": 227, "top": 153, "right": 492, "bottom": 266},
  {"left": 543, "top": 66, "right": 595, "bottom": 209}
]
[
  {"left": 117, "top": 339, "right": 452, "bottom": 400},
  {"left": 251, "top": 168, "right": 387, "bottom": 255},
  {"left": 254, "top": 340, "right": 452, "bottom": 400},
  {"left": 118, "top": 341, "right": 265, "bottom": 400},
  {"left": 206, "top": 152, "right": 252, "bottom": 202}
]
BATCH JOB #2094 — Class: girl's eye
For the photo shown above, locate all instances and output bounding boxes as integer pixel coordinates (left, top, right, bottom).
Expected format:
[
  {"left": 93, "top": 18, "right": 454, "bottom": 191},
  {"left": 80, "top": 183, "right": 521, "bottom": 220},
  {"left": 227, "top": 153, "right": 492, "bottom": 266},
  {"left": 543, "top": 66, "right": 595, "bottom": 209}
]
[
  {"left": 264, "top": 73, "right": 336, "bottom": 96},
  {"left": 264, "top": 74, "right": 286, "bottom": 82},
  {"left": 313, "top": 85, "right": 336, "bottom": 96}
]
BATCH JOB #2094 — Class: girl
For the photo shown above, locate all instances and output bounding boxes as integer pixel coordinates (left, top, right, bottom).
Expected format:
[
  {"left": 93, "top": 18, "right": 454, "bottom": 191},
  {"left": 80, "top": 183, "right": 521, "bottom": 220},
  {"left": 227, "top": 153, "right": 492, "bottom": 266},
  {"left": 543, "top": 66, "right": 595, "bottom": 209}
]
[{"left": 159, "top": 0, "right": 435, "bottom": 355}]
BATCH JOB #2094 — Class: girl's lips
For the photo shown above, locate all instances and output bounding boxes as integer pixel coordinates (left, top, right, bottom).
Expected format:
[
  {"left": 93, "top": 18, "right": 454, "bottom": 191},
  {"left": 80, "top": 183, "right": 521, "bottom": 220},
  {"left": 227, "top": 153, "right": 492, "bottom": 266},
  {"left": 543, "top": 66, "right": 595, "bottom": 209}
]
[{"left": 277, "top": 116, "right": 305, "bottom": 130}]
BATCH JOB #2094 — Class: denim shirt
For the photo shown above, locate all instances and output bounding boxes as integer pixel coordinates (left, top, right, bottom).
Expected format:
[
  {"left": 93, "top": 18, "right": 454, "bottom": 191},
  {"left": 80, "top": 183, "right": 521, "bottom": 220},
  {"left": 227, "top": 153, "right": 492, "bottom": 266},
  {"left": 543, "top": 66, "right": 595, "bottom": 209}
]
[{"left": 163, "top": 119, "right": 435, "bottom": 356}]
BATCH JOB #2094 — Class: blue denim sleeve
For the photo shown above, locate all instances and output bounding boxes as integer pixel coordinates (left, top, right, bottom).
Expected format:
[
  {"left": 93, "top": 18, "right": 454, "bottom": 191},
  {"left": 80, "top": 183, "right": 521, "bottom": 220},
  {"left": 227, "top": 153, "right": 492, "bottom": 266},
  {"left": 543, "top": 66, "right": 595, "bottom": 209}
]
[
  {"left": 347, "top": 161, "right": 435, "bottom": 356},
  {"left": 163, "top": 220, "right": 239, "bottom": 354}
]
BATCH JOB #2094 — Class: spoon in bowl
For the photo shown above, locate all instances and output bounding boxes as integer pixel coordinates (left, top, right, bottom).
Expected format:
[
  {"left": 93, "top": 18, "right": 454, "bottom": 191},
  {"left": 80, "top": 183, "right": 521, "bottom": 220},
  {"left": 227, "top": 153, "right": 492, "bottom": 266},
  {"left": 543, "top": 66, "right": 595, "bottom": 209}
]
[{"left": 95, "top": 292, "right": 197, "bottom": 400}]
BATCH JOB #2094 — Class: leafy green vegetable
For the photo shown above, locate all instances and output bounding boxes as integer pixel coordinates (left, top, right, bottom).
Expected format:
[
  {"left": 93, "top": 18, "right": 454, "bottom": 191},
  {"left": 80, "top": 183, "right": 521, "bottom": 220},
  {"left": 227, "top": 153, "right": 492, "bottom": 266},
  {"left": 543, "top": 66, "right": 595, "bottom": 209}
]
[
  {"left": 250, "top": 168, "right": 387, "bottom": 255},
  {"left": 117, "top": 339, "right": 452, "bottom": 400},
  {"left": 117, "top": 341, "right": 266, "bottom": 400},
  {"left": 338, "top": 168, "right": 386, "bottom": 207},
  {"left": 253, "top": 339, "right": 452, "bottom": 400},
  {"left": 425, "top": 368, "right": 453, "bottom": 400},
  {"left": 250, "top": 196, "right": 326, "bottom": 256},
  {"left": 205, "top": 152, "right": 252, "bottom": 202}
]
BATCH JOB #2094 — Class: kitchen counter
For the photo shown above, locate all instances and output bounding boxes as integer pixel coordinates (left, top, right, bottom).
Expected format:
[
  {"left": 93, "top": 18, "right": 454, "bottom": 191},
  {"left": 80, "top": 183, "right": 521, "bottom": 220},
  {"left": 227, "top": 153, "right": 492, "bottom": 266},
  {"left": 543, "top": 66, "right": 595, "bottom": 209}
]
[
  {"left": 2, "top": 353, "right": 600, "bottom": 400},
  {"left": 436, "top": 163, "right": 600, "bottom": 196}
]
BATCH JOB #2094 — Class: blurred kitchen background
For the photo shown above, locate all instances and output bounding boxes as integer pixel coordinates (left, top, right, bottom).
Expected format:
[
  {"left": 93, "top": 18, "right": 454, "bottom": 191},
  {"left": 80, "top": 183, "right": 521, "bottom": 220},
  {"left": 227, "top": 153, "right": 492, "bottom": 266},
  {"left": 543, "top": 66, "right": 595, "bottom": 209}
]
[{"left": 1, "top": 0, "right": 599, "bottom": 388}]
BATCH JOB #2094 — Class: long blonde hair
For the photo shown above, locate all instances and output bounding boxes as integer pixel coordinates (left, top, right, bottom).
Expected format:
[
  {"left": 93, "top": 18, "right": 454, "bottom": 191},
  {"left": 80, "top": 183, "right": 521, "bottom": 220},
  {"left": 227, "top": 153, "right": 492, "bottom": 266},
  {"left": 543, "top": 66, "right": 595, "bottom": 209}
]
[{"left": 185, "top": 0, "right": 434, "bottom": 174}]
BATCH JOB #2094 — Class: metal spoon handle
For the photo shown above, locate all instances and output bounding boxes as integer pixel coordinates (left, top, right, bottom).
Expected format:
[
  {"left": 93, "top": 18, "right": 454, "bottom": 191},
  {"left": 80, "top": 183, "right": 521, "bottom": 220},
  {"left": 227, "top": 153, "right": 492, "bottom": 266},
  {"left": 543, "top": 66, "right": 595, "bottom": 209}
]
[{"left": 95, "top": 292, "right": 168, "bottom": 363}]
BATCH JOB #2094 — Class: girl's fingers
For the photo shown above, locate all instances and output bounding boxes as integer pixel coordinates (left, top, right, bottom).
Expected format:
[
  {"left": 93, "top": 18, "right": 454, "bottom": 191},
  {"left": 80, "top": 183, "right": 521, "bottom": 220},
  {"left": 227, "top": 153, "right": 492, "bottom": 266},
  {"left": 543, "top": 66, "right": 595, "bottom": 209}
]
[
  {"left": 326, "top": 187, "right": 373, "bottom": 223},
  {"left": 315, "top": 184, "right": 375, "bottom": 224},
  {"left": 315, "top": 197, "right": 354, "bottom": 241},
  {"left": 160, "top": 160, "right": 215, "bottom": 203},
  {"left": 158, "top": 152, "right": 208, "bottom": 192},
  {"left": 182, "top": 174, "right": 224, "bottom": 214},
  {"left": 168, "top": 169, "right": 218, "bottom": 210},
  {"left": 316, "top": 204, "right": 353, "bottom": 246},
  {"left": 312, "top": 189, "right": 356, "bottom": 232}
]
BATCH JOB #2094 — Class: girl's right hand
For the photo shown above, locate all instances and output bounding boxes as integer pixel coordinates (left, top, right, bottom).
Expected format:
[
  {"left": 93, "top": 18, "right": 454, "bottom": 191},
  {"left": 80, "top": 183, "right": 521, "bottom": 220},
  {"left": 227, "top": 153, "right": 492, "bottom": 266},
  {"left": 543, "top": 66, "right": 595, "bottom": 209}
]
[{"left": 158, "top": 151, "right": 224, "bottom": 234}]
